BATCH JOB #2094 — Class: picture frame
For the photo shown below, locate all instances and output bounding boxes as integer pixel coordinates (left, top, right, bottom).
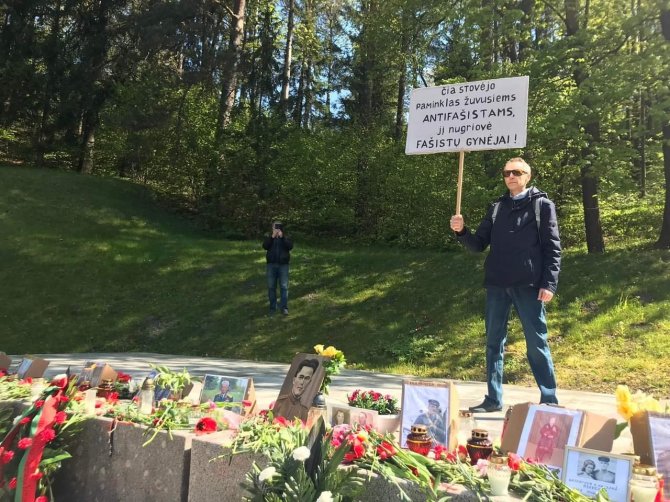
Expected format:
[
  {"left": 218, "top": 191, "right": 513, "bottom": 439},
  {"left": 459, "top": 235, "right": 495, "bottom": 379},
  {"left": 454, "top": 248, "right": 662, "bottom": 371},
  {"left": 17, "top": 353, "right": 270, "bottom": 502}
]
[
  {"left": 78, "top": 361, "right": 117, "bottom": 388},
  {"left": 516, "top": 404, "right": 584, "bottom": 476},
  {"left": 0, "top": 352, "right": 11, "bottom": 371},
  {"left": 199, "top": 374, "right": 254, "bottom": 415},
  {"left": 349, "top": 406, "right": 378, "bottom": 429},
  {"left": 16, "top": 356, "right": 49, "bottom": 380},
  {"left": 328, "top": 404, "right": 351, "bottom": 428},
  {"left": 273, "top": 353, "right": 327, "bottom": 422},
  {"left": 649, "top": 413, "right": 670, "bottom": 498},
  {"left": 562, "top": 447, "right": 634, "bottom": 502},
  {"left": 400, "top": 380, "right": 458, "bottom": 449}
]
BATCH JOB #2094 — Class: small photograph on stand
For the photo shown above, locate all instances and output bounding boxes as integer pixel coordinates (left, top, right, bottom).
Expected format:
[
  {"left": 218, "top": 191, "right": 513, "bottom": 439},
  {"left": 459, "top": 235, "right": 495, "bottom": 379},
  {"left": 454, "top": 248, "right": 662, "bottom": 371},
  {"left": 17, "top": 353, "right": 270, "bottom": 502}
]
[
  {"left": 400, "top": 380, "right": 451, "bottom": 448},
  {"left": 649, "top": 413, "right": 670, "bottom": 498},
  {"left": 516, "top": 405, "right": 583, "bottom": 476},
  {"left": 273, "top": 354, "right": 327, "bottom": 422},
  {"left": 139, "top": 368, "right": 172, "bottom": 402},
  {"left": 349, "top": 406, "right": 378, "bottom": 428},
  {"left": 199, "top": 374, "right": 250, "bottom": 413},
  {"left": 562, "top": 447, "right": 633, "bottom": 502},
  {"left": 328, "top": 404, "right": 351, "bottom": 428}
]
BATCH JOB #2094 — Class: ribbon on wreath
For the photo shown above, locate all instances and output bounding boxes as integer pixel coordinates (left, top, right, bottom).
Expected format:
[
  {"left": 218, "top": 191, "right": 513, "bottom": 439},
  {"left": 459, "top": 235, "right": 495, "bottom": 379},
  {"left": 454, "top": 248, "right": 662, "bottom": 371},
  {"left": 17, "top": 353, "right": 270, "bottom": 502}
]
[{"left": 0, "top": 383, "right": 63, "bottom": 502}]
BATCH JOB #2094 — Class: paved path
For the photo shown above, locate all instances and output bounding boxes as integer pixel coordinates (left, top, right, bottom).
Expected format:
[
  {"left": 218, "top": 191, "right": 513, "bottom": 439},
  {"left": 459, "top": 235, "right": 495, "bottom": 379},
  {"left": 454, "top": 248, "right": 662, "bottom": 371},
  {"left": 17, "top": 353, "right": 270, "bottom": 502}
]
[{"left": 14, "top": 352, "right": 634, "bottom": 452}]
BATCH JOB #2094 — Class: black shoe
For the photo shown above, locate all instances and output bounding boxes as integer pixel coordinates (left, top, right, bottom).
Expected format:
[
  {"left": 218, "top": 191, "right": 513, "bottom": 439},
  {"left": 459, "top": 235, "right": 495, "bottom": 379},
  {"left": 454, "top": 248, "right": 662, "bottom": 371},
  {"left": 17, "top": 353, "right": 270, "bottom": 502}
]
[
  {"left": 282, "top": 308, "right": 289, "bottom": 315},
  {"left": 469, "top": 400, "right": 502, "bottom": 413}
]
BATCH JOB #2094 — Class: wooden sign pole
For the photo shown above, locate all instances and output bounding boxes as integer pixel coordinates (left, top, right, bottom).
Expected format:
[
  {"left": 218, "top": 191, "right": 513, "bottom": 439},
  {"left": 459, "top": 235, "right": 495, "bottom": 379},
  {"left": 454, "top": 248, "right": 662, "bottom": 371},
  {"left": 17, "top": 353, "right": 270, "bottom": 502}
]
[{"left": 455, "top": 150, "right": 465, "bottom": 215}]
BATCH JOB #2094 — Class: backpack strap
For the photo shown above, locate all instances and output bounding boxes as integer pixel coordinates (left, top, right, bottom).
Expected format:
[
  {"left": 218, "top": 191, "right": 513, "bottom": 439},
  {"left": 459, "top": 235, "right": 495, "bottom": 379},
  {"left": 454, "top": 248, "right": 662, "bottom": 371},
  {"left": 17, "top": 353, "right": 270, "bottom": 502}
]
[
  {"left": 491, "top": 198, "right": 543, "bottom": 243},
  {"left": 534, "top": 197, "right": 543, "bottom": 244},
  {"left": 491, "top": 202, "right": 501, "bottom": 225}
]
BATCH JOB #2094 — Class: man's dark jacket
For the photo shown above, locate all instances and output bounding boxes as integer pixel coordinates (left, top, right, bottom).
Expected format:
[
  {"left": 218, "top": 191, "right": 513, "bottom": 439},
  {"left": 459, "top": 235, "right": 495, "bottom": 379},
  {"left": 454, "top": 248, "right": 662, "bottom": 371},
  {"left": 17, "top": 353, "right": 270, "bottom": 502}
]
[
  {"left": 263, "top": 235, "right": 293, "bottom": 264},
  {"left": 456, "top": 187, "right": 561, "bottom": 293}
]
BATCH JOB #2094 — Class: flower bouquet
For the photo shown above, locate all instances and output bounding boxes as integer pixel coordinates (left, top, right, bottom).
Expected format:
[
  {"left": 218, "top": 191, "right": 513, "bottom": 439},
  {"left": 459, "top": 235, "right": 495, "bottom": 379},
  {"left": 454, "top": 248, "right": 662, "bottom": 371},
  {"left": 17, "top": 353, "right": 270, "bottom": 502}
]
[
  {"left": 347, "top": 389, "right": 400, "bottom": 434},
  {"left": 113, "top": 371, "right": 136, "bottom": 400},
  {"left": 314, "top": 345, "right": 346, "bottom": 396}
]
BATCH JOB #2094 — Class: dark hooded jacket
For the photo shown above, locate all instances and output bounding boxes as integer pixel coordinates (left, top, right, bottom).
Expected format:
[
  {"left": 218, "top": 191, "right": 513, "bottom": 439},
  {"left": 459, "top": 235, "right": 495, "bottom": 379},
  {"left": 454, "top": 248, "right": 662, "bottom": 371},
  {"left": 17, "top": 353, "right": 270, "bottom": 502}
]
[
  {"left": 456, "top": 187, "right": 561, "bottom": 293},
  {"left": 263, "top": 235, "right": 293, "bottom": 264}
]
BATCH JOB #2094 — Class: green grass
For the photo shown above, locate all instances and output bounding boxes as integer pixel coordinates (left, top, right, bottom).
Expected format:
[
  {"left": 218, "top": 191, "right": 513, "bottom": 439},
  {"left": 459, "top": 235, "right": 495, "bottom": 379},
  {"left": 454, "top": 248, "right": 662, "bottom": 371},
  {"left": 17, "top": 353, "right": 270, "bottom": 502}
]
[{"left": 1, "top": 165, "right": 669, "bottom": 396}]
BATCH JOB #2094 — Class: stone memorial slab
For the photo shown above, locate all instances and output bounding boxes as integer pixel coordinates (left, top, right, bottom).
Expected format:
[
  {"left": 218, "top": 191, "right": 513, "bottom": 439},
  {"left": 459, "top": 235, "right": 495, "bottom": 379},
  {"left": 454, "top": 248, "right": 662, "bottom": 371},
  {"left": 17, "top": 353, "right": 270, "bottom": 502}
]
[{"left": 54, "top": 417, "right": 191, "bottom": 502}]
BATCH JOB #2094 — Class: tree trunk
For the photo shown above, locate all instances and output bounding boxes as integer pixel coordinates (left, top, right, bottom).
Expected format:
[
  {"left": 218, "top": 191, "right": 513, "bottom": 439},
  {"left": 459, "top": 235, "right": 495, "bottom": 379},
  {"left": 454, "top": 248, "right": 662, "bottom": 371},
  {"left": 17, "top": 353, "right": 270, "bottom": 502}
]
[
  {"left": 655, "top": 7, "right": 670, "bottom": 248},
  {"left": 302, "top": 59, "right": 313, "bottom": 129},
  {"left": 394, "top": 13, "right": 409, "bottom": 142},
  {"left": 518, "top": 0, "right": 534, "bottom": 61},
  {"left": 565, "top": 0, "right": 605, "bottom": 253},
  {"left": 214, "top": 0, "right": 246, "bottom": 142},
  {"left": 33, "top": 0, "right": 63, "bottom": 166},
  {"left": 280, "top": 0, "right": 295, "bottom": 117},
  {"left": 78, "top": 110, "right": 97, "bottom": 174}
]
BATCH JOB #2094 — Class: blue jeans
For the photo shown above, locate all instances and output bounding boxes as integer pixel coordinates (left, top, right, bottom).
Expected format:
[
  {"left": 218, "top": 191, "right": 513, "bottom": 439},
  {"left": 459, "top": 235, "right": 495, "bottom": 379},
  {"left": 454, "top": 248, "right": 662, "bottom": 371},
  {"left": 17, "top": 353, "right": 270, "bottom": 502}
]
[
  {"left": 267, "top": 264, "right": 289, "bottom": 311},
  {"left": 484, "top": 286, "right": 558, "bottom": 407}
]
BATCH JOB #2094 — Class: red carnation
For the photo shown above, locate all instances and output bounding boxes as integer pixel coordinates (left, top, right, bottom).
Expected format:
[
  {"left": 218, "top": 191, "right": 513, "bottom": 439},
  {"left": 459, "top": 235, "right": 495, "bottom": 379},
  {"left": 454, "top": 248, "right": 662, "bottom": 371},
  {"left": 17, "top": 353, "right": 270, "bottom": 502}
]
[
  {"left": 36, "top": 497, "right": 49, "bottom": 502},
  {"left": 376, "top": 441, "right": 397, "bottom": 460},
  {"left": 273, "top": 416, "right": 289, "bottom": 427},
  {"left": 106, "top": 392, "right": 119, "bottom": 404},
  {"left": 39, "top": 428, "right": 57, "bottom": 442},
  {"left": 117, "top": 372, "right": 132, "bottom": 383},
  {"left": 59, "top": 395, "right": 69, "bottom": 403},
  {"left": 9, "top": 477, "right": 17, "bottom": 489},
  {"left": 508, "top": 452, "right": 522, "bottom": 471},
  {"left": 50, "top": 376, "right": 68, "bottom": 389},
  {"left": 194, "top": 417, "right": 217, "bottom": 435},
  {"left": 34, "top": 399, "right": 45, "bottom": 408},
  {"left": 0, "top": 369, "right": 7, "bottom": 377},
  {"left": 343, "top": 438, "right": 366, "bottom": 462},
  {"left": 1, "top": 450, "right": 14, "bottom": 464},
  {"left": 19, "top": 417, "right": 31, "bottom": 425},
  {"left": 17, "top": 438, "right": 33, "bottom": 449},
  {"left": 54, "top": 411, "right": 67, "bottom": 424}
]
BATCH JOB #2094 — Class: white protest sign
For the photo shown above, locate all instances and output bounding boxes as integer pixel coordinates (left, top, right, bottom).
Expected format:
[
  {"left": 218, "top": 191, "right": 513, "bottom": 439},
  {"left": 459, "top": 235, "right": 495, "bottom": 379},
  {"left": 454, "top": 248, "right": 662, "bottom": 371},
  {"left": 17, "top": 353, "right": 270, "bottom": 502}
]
[{"left": 405, "top": 76, "right": 529, "bottom": 155}]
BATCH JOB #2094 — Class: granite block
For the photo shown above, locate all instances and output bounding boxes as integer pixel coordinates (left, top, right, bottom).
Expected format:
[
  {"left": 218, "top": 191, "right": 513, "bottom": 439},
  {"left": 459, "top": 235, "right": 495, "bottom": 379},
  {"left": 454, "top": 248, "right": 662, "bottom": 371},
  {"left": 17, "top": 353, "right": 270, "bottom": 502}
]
[
  {"left": 188, "top": 431, "right": 267, "bottom": 502},
  {"left": 53, "top": 416, "right": 191, "bottom": 502}
]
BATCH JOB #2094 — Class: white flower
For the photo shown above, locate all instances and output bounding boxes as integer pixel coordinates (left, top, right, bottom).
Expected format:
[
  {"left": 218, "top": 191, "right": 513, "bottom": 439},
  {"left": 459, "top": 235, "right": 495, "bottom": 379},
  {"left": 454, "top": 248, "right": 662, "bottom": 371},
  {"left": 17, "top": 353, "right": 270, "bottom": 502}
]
[
  {"left": 292, "top": 446, "right": 311, "bottom": 462},
  {"left": 258, "top": 466, "right": 277, "bottom": 483},
  {"left": 316, "top": 491, "right": 334, "bottom": 502}
]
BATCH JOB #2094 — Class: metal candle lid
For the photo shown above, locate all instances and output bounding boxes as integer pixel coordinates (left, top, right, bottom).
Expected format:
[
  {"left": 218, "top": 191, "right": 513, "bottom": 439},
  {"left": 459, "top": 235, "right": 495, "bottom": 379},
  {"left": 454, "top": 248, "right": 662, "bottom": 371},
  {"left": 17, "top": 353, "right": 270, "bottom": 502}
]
[
  {"left": 490, "top": 454, "right": 508, "bottom": 464},
  {"left": 410, "top": 424, "right": 428, "bottom": 435},
  {"left": 633, "top": 464, "right": 657, "bottom": 476},
  {"left": 141, "top": 377, "right": 155, "bottom": 391},
  {"left": 472, "top": 428, "right": 489, "bottom": 439}
]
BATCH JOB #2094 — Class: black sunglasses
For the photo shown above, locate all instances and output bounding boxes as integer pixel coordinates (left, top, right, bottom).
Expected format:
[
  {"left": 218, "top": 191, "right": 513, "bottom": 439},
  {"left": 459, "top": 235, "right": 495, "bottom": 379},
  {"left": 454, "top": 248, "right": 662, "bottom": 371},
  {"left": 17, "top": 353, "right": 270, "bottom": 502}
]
[{"left": 502, "top": 169, "right": 528, "bottom": 178}]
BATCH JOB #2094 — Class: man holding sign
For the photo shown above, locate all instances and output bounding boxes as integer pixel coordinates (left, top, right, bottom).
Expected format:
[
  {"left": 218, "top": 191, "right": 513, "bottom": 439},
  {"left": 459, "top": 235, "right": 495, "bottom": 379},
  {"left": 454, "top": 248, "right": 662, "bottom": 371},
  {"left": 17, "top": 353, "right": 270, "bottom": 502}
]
[{"left": 450, "top": 158, "right": 561, "bottom": 412}]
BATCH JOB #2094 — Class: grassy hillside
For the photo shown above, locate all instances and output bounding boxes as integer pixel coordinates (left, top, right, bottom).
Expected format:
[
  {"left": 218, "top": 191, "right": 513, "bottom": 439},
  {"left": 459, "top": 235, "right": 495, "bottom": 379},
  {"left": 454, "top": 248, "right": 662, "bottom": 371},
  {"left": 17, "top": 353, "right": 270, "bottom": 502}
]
[{"left": 1, "top": 165, "right": 669, "bottom": 395}]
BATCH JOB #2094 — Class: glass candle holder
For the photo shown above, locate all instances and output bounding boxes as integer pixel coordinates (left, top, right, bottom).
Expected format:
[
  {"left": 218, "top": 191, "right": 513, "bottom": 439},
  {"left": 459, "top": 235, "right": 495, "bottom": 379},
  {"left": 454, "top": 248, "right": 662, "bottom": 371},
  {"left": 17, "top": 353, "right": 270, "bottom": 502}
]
[
  {"left": 466, "top": 429, "right": 493, "bottom": 464},
  {"left": 457, "top": 410, "right": 475, "bottom": 445},
  {"left": 406, "top": 424, "right": 432, "bottom": 456},
  {"left": 629, "top": 465, "right": 659, "bottom": 502},
  {"left": 84, "top": 388, "right": 97, "bottom": 415},
  {"left": 488, "top": 455, "right": 511, "bottom": 496}
]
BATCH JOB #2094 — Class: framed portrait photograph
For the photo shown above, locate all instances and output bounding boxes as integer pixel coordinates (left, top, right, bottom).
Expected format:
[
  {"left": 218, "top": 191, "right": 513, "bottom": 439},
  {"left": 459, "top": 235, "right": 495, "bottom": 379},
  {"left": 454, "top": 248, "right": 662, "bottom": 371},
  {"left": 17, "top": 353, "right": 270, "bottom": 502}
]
[
  {"left": 400, "top": 380, "right": 453, "bottom": 449},
  {"left": 199, "top": 374, "right": 251, "bottom": 413},
  {"left": 349, "top": 406, "right": 378, "bottom": 429},
  {"left": 328, "top": 404, "right": 351, "bottom": 428},
  {"left": 648, "top": 413, "right": 670, "bottom": 498},
  {"left": 16, "top": 356, "right": 49, "bottom": 380},
  {"left": 273, "top": 353, "right": 327, "bottom": 422},
  {"left": 562, "top": 447, "right": 633, "bottom": 502},
  {"left": 516, "top": 404, "right": 584, "bottom": 476}
]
